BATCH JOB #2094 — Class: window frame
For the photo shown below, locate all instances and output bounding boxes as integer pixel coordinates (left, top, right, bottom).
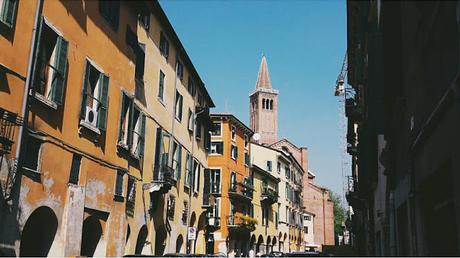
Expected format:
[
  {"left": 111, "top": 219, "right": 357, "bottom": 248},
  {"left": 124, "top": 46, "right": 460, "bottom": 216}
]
[
  {"left": 0, "top": 0, "right": 17, "bottom": 28},
  {"left": 114, "top": 169, "right": 125, "bottom": 201},
  {"left": 159, "top": 31, "right": 170, "bottom": 59},
  {"left": 211, "top": 121, "right": 222, "bottom": 137},
  {"left": 68, "top": 154, "right": 82, "bottom": 185},
  {"left": 99, "top": 0, "right": 120, "bottom": 31},
  {"left": 230, "top": 144, "right": 238, "bottom": 161},
  {"left": 158, "top": 69, "right": 166, "bottom": 103},
  {"left": 231, "top": 125, "right": 236, "bottom": 141},
  {"left": 175, "top": 90, "right": 183, "bottom": 121},
  {"left": 210, "top": 141, "right": 223, "bottom": 156}
]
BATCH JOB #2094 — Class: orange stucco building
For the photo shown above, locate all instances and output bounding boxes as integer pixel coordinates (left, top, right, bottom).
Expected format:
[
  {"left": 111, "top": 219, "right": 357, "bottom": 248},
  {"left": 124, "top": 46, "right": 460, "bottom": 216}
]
[
  {"left": 207, "top": 113, "right": 255, "bottom": 256},
  {"left": 0, "top": 1, "right": 215, "bottom": 256}
]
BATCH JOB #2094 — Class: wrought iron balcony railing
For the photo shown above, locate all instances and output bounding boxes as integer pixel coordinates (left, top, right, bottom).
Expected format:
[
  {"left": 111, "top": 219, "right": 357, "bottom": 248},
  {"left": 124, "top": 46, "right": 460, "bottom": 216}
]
[
  {"left": 228, "top": 181, "right": 253, "bottom": 201},
  {"left": 0, "top": 108, "right": 23, "bottom": 155},
  {"left": 261, "top": 187, "right": 278, "bottom": 205}
]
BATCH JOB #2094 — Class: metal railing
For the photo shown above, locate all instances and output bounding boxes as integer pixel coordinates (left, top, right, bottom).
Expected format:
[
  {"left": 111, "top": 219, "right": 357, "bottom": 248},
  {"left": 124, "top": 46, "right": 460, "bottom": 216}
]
[
  {"left": 229, "top": 181, "right": 253, "bottom": 199},
  {"left": 0, "top": 108, "right": 22, "bottom": 155}
]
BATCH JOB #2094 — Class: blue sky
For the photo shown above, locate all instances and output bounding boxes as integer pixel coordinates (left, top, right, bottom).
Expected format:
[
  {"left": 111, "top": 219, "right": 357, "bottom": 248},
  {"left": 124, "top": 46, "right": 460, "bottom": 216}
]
[{"left": 160, "top": 0, "right": 348, "bottom": 199}]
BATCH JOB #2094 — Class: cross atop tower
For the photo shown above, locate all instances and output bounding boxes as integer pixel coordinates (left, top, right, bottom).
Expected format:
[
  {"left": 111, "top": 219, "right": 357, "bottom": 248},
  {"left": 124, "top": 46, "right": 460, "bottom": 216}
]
[{"left": 249, "top": 55, "right": 279, "bottom": 145}]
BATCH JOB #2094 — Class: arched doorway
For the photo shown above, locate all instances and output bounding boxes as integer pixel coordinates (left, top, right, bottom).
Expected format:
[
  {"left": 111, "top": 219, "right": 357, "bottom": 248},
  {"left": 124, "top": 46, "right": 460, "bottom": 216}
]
[
  {"left": 272, "top": 237, "right": 277, "bottom": 252},
  {"left": 154, "top": 226, "right": 167, "bottom": 256},
  {"left": 256, "top": 235, "right": 264, "bottom": 254},
  {"left": 188, "top": 212, "right": 196, "bottom": 254},
  {"left": 176, "top": 235, "right": 184, "bottom": 253},
  {"left": 126, "top": 225, "right": 131, "bottom": 244},
  {"left": 20, "top": 206, "right": 58, "bottom": 256},
  {"left": 135, "top": 225, "right": 148, "bottom": 254},
  {"left": 250, "top": 235, "right": 256, "bottom": 252},
  {"left": 266, "top": 236, "right": 271, "bottom": 254},
  {"left": 80, "top": 216, "right": 103, "bottom": 257}
]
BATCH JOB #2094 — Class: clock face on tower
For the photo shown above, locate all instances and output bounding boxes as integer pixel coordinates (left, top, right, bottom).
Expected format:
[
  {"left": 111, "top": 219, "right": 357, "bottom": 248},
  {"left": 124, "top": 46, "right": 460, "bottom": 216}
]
[{"left": 249, "top": 55, "right": 278, "bottom": 145}]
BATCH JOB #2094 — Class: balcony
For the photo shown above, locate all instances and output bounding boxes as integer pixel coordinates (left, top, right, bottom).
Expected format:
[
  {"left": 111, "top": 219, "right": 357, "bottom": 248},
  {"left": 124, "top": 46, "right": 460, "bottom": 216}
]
[
  {"left": 0, "top": 108, "right": 23, "bottom": 155},
  {"left": 261, "top": 187, "right": 278, "bottom": 205},
  {"left": 345, "top": 98, "right": 362, "bottom": 121},
  {"left": 227, "top": 214, "right": 257, "bottom": 232},
  {"left": 150, "top": 164, "right": 176, "bottom": 194},
  {"left": 228, "top": 181, "right": 253, "bottom": 202}
]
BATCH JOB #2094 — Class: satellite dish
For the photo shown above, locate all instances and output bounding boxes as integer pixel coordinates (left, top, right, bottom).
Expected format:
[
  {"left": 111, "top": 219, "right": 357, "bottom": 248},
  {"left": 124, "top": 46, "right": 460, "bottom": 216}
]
[{"left": 253, "top": 133, "right": 260, "bottom": 141}]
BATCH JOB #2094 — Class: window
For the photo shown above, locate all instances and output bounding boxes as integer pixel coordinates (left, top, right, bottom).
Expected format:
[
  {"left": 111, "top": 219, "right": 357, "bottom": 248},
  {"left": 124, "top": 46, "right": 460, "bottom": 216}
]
[
  {"left": 285, "top": 165, "right": 290, "bottom": 179},
  {"left": 172, "top": 141, "right": 182, "bottom": 180},
  {"left": 277, "top": 162, "right": 281, "bottom": 173},
  {"left": 187, "top": 77, "right": 196, "bottom": 97},
  {"left": 176, "top": 60, "right": 184, "bottom": 80},
  {"left": 99, "top": 0, "right": 120, "bottom": 30},
  {"left": 210, "top": 197, "right": 221, "bottom": 219},
  {"left": 118, "top": 93, "right": 146, "bottom": 159},
  {"left": 230, "top": 172, "right": 236, "bottom": 192},
  {"left": 305, "top": 226, "right": 309, "bottom": 234},
  {"left": 158, "top": 70, "right": 165, "bottom": 101},
  {"left": 193, "top": 160, "right": 201, "bottom": 192},
  {"left": 244, "top": 134, "right": 249, "bottom": 149},
  {"left": 188, "top": 109, "right": 194, "bottom": 132},
  {"left": 175, "top": 91, "right": 183, "bottom": 121},
  {"left": 124, "top": 175, "right": 136, "bottom": 216},
  {"left": 153, "top": 128, "right": 171, "bottom": 180},
  {"left": 209, "top": 169, "right": 221, "bottom": 194},
  {"left": 182, "top": 201, "right": 188, "bottom": 225},
  {"left": 138, "top": 13, "right": 150, "bottom": 31},
  {"left": 231, "top": 125, "right": 236, "bottom": 141},
  {"left": 131, "top": 106, "right": 146, "bottom": 158},
  {"left": 195, "top": 118, "right": 201, "bottom": 141},
  {"left": 126, "top": 176, "right": 136, "bottom": 204},
  {"left": 266, "top": 160, "right": 272, "bottom": 172},
  {"left": 69, "top": 154, "right": 81, "bottom": 184},
  {"left": 185, "top": 152, "right": 193, "bottom": 188},
  {"left": 211, "top": 121, "right": 221, "bottom": 136},
  {"left": 231, "top": 145, "right": 238, "bottom": 160},
  {"left": 79, "top": 60, "right": 109, "bottom": 132},
  {"left": 244, "top": 151, "right": 250, "bottom": 166},
  {"left": 167, "top": 195, "right": 175, "bottom": 221},
  {"left": 23, "top": 137, "right": 42, "bottom": 171},
  {"left": 262, "top": 206, "right": 269, "bottom": 226},
  {"left": 114, "top": 169, "right": 124, "bottom": 201},
  {"left": 33, "top": 18, "right": 69, "bottom": 108},
  {"left": 210, "top": 141, "right": 223, "bottom": 155},
  {"left": 135, "top": 43, "right": 145, "bottom": 81},
  {"left": 275, "top": 212, "right": 279, "bottom": 229},
  {"left": 305, "top": 215, "right": 311, "bottom": 221},
  {"left": 0, "top": 0, "right": 17, "bottom": 28},
  {"left": 159, "top": 32, "right": 169, "bottom": 59}
]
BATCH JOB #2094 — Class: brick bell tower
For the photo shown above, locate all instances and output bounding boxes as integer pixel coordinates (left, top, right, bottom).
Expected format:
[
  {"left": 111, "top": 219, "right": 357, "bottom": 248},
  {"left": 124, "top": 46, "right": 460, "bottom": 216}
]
[{"left": 249, "top": 55, "right": 279, "bottom": 145}]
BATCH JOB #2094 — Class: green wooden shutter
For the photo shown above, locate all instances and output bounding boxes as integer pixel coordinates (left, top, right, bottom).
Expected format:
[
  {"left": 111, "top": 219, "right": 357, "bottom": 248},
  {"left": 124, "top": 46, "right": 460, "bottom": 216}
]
[
  {"left": 79, "top": 61, "right": 90, "bottom": 120},
  {"left": 117, "top": 92, "right": 126, "bottom": 142},
  {"left": 127, "top": 100, "right": 134, "bottom": 147},
  {"left": 97, "top": 74, "right": 109, "bottom": 130},
  {"left": 0, "top": 0, "right": 17, "bottom": 28},
  {"left": 139, "top": 113, "right": 146, "bottom": 158},
  {"left": 31, "top": 17, "right": 44, "bottom": 93},
  {"left": 51, "top": 36, "right": 68, "bottom": 105},
  {"left": 177, "top": 145, "right": 182, "bottom": 180},
  {"left": 153, "top": 127, "right": 163, "bottom": 180}
]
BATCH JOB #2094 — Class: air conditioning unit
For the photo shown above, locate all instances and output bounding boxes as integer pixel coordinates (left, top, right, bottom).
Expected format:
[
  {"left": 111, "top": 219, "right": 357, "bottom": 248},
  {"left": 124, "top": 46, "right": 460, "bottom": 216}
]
[{"left": 84, "top": 106, "right": 98, "bottom": 128}]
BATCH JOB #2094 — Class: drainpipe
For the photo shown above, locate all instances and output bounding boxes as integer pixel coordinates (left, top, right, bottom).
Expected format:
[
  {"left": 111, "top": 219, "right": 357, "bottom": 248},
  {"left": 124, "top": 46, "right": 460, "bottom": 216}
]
[{"left": 13, "top": 0, "right": 43, "bottom": 188}]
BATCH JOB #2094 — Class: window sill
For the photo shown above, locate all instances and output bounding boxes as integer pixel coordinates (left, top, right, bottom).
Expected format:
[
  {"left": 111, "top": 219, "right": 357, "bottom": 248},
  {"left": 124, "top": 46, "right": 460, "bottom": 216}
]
[
  {"left": 209, "top": 153, "right": 223, "bottom": 156},
  {"left": 158, "top": 97, "right": 166, "bottom": 107},
  {"left": 34, "top": 93, "right": 58, "bottom": 110},
  {"left": 211, "top": 134, "right": 221, "bottom": 138},
  {"left": 113, "top": 194, "right": 125, "bottom": 202},
  {"left": 79, "top": 120, "right": 101, "bottom": 135},
  {"left": 175, "top": 116, "right": 182, "bottom": 123}
]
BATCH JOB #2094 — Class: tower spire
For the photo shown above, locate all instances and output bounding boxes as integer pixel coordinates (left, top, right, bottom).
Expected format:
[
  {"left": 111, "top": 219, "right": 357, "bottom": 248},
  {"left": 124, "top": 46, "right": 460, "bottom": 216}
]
[{"left": 255, "top": 55, "right": 272, "bottom": 89}]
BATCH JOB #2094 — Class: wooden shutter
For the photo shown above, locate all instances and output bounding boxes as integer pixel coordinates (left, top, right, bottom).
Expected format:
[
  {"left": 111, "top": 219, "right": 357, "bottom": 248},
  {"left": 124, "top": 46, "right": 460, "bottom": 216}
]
[
  {"left": 0, "top": 0, "right": 17, "bottom": 28},
  {"left": 31, "top": 17, "right": 44, "bottom": 93},
  {"left": 98, "top": 74, "right": 109, "bottom": 130},
  {"left": 177, "top": 145, "right": 182, "bottom": 180},
  {"left": 79, "top": 61, "right": 91, "bottom": 120},
  {"left": 139, "top": 113, "right": 146, "bottom": 158},
  {"left": 117, "top": 93, "right": 126, "bottom": 142},
  {"left": 153, "top": 127, "right": 163, "bottom": 180},
  {"left": 51, "top": 36, "right": 68, "bottom": 105}
]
